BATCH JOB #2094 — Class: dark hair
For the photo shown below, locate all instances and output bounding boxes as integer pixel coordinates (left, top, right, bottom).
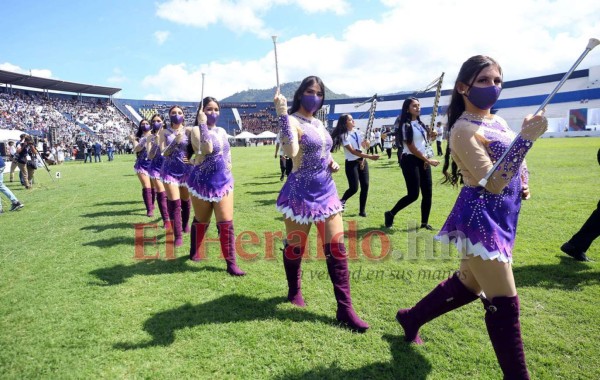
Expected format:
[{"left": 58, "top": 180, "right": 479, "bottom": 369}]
[
  {"left": 394, "top": 97, "right": 425, "bottom": 152},
  {"left": 194, "top": 96, "right": 220, "bottom": 126},
  {"left": 330, "top": 114, "right": 352, "bottom": 152},
  {"left": 289, "top": 76, "right": 325, "bottom": 115},
  {"left": 135, "top": 119, "right": 150, "bottom": 138},
  {"left": 443, "top": 55, "right": 502, "bottom": 186}
]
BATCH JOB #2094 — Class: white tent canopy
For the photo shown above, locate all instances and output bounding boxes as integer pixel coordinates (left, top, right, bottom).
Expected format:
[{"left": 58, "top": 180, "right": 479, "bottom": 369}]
[
  {"left": 255, "top": 131, "right": 277, "bottom": 139},
  {"left": 0, "top": 129, "right": 23, "bottom": 142},
  {"left": 234, "top": 131, "right": 257, "bottom": 139}
]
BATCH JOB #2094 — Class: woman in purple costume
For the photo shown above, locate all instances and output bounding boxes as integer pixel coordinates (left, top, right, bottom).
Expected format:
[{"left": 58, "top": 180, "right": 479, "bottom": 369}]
[
  {"left": 157, "top": 105, "right": 193, "bottom": 247},
  {"left": 186, "top": 97, "right": 245, "bottom": 276},
  {"left": 146, "top": 114, "right": 170, "bottom": 228},
  {"left": 395, "top": 56, "right": 547, "bottom": 379},
  {"left": 274, "top": 76, "right": 368, "bottom": 332},
  {"left": 130, "top": 119, "right": 155, "bottom": 218}
]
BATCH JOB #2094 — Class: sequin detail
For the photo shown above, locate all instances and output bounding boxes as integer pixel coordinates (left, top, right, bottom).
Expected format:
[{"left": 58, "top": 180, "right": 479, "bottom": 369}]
[
  {"left": 133, "top": 136, "right": 152, "bottom": 176},
  {"left": 279, "top": 115, "right": 294, "bottom": 144},
  {"left": 160, "top": 128, "right": 192, "bottom": 185},
  {"left": 276, "top": 115, "right": 343, "bottom": 224},
  {"left": 186, "top": 126, "right": 233, "bottom": 202},
  {"left": 437, "top": 113, "right": 534, "bottom": 262}
]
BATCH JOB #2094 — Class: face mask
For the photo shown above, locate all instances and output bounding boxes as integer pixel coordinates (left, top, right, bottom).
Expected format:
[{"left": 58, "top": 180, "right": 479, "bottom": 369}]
[
  {"left": 142, "top": 124, "right": 151, "bottom": 132},
  {"left": 301, "top": 94, "right": 322, "bottom": 114},
  {"left": 152, "top": 121, "right": 162, "bottom": 131},
  {"left": 207, "top": 112, "right": 219, "bottom": 126},
  {"left": 170, "top": 114, "right": 184, "bottom": 125},
  {"left": 467, "top": 85, "right": 501, "bottom": 110}
]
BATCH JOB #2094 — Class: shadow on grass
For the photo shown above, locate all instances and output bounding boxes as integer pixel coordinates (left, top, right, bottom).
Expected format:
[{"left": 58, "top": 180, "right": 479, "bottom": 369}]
[
  {"left": 254, "top": 199, "right": 277, "bottom": 207},
  {"left": 80, "top": 222, "right": 135, "bottom": 233},
  {"left": 83, "top": 235, "right": 133, "bottom": 248},
  {"left": 275, "top": 334, "right": 431, "bottom": 380},
  {"left": 514, "top": 256, "right": 598, "bottom": 290},
  {"left": 244, "top": 181, "right": 281, "bottom": 186},
  {"left": 246, "top": 190, "right": 279, "bottom": 195},
  {"left": 93, "top": 201, "right": 140, "bottom": 206},
  {"left": 81, "top": 209, "right": 144, "bottom": 217},
  {"left": 90, "top": 256, "right": 224, "bottom": 286},
  {"left": 114, "top": 295, "right": 337, "bottom": 349}
]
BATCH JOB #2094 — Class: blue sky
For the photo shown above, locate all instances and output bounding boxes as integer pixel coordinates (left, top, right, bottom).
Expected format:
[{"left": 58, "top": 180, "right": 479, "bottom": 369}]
[{"left": 2, "top": 0, "right": 599, "bottom": 101}]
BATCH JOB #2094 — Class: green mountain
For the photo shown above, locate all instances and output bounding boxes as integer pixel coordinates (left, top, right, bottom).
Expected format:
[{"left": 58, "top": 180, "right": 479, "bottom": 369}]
[{"left": 221, "top": 81, "right": 352, "bottom": 102}]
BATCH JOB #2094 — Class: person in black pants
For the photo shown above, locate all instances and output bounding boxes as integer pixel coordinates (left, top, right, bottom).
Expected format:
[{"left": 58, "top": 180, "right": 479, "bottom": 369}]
[
  {"left": 330, "top": 114, "right": 379, "bottom": 217},
  {"left": 560, "top": 148, "right": 600, "bottom": 261},
  {"left": 384, "top": 97, "right": 439, "bottom": 229}
]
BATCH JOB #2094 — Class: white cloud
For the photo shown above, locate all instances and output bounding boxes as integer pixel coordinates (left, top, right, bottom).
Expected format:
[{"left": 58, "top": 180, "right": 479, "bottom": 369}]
[
  {"left": 107, "top": 68, "right": 127, "bottom": 84},
  {"left": 154, "top": 30, "right": 171, "bottom": 45},
  {"left": 155, "top": 0, "right": 350, "bottom": 38},
  {"left": 0, "top": 63, "right": 53, "bottom": 78},
  {"left": 143, "top": 0, "right": 600, "bottom": 100}
]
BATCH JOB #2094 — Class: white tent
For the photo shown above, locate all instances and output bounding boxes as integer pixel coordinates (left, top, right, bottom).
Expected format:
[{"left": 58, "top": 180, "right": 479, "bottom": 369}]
[
  {"left": 0, "top": 129, "right": 23, "bottom": 142},
  {"left": 255, "top": 131, "right": 277, "bottom": 139},
  {"left": 234, "top": 131, "right": 257, "bottom": 139}
]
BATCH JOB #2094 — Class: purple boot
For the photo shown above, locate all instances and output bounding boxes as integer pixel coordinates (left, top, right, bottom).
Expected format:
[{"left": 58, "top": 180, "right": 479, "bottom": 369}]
[
  {"left": 283, "top": 242, "right": 306, "bottom": 307},
  {"left": 142, "top": 188, "right": 154, "bottom": 217},
  {"left": 156, "top": 191, "right": 170, "bottom": 228},
  {"left": 167, "top": 199, "right": 183, "bottom": 247},
  {"left": 181, "top": 198, "right": 191, "bottom": 233},
  {"left": 189, "top": 219, "right": 209, "bottom": 261},
  {"left": 217, "top": 220, "right": 246, "bottom": 276},
  {"left": 325, "top": 243, "right": 369, "bottom": 332},
  {"left": 482, "top": 295, "right": 530, "bottom": 380},
  {"left": 396, "top": 272, "right": 478, "bottom": 344}
]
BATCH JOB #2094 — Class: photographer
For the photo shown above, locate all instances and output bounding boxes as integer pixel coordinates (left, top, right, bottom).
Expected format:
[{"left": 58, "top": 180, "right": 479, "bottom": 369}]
[
  {"left": 0, "top": 155, "right": 24, "bottom": 213},
  {"left": 15, "top": 135, "right": 37, "bottom": 189}
]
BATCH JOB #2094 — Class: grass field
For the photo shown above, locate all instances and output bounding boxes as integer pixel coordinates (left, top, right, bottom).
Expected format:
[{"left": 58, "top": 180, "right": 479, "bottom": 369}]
[{"left": 1, "top": 137, "right": 599, "bottom": 379}]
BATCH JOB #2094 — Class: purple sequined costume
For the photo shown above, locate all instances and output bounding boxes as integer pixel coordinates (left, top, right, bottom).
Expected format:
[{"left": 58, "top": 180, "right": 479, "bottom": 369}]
[
  {"left": 186, "top": 126, "right": 234, "bottom": 202},
  {"left": 160, "top": 129, "right": 192, "bottom": 185},
  {"left": 148, "top": 139, "right": 165, "bottom": 180},
  {"left": 276, "top": 114, "right": 343, "bottom": 224},
  {"left": 438, "top": 113, "right": 530, "bottom": 263},
  {"left": 133, "top": 136, "right": 151, "bottom": 176}
]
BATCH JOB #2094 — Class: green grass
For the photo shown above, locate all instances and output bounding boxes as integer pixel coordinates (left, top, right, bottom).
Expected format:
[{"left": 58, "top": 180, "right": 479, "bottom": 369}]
[{"left": 1, "top": 137, "right": 599, "bottom": 379}]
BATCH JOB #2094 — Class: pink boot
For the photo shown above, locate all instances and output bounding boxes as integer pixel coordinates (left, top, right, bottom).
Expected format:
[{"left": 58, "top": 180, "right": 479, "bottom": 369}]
[
  {"left": 283, "top": 241, "right": 306, "bottom": 307},
  {"left": 217, "top": 221, "right": 246, "bottom": 276},
  {"left": 167, "top": 199, "right": 183, "bottom": 247},
  {"left": 156, "top": 191, "right": 170, "bottom": 228},
  {"left": 142, "top": 188, "right": 154, "bottom": 217},
  {"left": 189, "top": 219, "right": 209, "bottom": 261}
]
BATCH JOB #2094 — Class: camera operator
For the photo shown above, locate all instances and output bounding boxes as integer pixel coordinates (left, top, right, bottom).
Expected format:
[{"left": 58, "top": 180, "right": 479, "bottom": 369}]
[{"left": 15, "top": 135, "right": 37, "bottom": 189}]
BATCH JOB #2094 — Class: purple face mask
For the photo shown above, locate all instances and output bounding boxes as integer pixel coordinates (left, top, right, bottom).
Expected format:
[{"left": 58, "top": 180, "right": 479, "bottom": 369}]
[
  {"left": 301, "top": 94, "right": 322, "bottom": 114},
  {"left": 152, "top": 121, "right": 162, "bottom": 131},
  {"left": 142, "top": 124, "right": 151, "bottom": 132},
  {"left": 467, "top": 85, "right": 502, "bottom": 110},
  {"left": 206, "top": 112, "right": 219, "bottom": 126},
  {"left": 170, "top": 114, "right": 184, "bottom": 125}
]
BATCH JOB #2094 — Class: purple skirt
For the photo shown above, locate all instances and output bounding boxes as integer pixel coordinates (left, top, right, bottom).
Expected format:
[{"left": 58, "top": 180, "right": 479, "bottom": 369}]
[
  {"left": 134, "top": 156, "right": 152, "bottom": 176},
  {"left": 160, "top": 155, "right": 191, "bottom": 185},
  {"left": 186, "top": 158, "right": 233, "bottom": 202},
  {"left": 276, "top": 158, "right": 343, "bottom": 224},
  {"left": 149, "top": 155, "right": 165, "bottom": 180},
  {"left": 437, "top": 175, "right": 522, "bottom": 263}
]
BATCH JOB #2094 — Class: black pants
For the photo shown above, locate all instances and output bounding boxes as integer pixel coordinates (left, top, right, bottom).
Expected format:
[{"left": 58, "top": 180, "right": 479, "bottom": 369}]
[
  {"left": 279, "top": 156, "right": 292, "bottom": 176},
  {"left": 567, "top": 199, "right": 600, "bottom": 252},
  {"left": 436, "top": 141, "right": 443, "bottom": 156},
  {"left": 341, "top": 159, "right": 369, "bottom": 214},
  {"left": 385, "top": 147, "right": 392, "bottom": 159},
  {"left": 390, "top": 154, "right": 432, "bottom": 224}
]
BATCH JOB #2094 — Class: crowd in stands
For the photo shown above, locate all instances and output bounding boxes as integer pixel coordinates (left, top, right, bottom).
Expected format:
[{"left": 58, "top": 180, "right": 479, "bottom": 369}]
[
  {"left": 0, "top": 90, "right": 132, "bottom": 155},
  {"left": 238, "top": 105, "right": 278, "bottom": 135}
]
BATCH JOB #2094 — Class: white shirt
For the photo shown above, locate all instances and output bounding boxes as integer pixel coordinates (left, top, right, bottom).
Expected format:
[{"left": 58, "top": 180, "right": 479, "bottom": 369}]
[
  {"left": 342, "top": 129, "right": 363, "bottom": 161},
  {"left": 402, "top": 120, "right": 429, "bottom": 156},
  {"left": 435, "top": 125, "right": 444, "bottom": 142}
]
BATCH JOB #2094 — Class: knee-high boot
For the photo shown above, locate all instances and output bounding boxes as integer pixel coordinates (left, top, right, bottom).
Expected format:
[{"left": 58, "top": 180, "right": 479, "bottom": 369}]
[
  {"left": 396, "top": 272, "right": 479, "bottom": 344},
  {"left": 217, "top": 220, "right": 246, "bottom": 276},
  {"left": 181, "top": 198, "right": 191, "bottom": 233},
  {"left": 189, "top": 218, "right": 209, "bottom": 261},
  {"left": 142, "top": 188, "right": 154, "bottom": 217},
  {"left": 167, "top": 199, "right": 183, "bottom": 247},
  {"left": 151, "top": 188, "right": 156, "bottom": 207},
  {"left": 282, "top": 241, "right": 306, "bottom": 307},
  {"left": 324, "top": 243, "right": 369, "bottom": 332},
  {"left": 156, "top": 191, "right": 170, "bottom": 228},
  {"left": 482, "top": 295, "right": 530, "bottom": 380}
]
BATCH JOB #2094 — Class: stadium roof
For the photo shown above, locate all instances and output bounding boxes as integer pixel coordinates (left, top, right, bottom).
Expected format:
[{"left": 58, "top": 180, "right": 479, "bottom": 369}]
[{"left": 0, "top": 69, "right": 121, "bottom": 96}]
